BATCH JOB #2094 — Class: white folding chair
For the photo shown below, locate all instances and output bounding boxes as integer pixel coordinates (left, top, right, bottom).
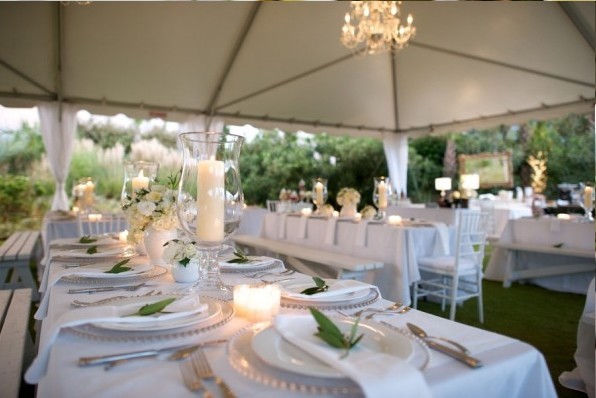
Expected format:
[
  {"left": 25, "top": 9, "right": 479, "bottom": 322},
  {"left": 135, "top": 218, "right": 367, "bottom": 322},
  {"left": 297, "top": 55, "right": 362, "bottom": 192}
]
[
  {"left": 77, "top": 212, "right": 127, "bottom": 237},
  {"left": 266, "top": 200, "right": 279, "bottom": 213},
  {"left": 412, "top": 211, "right": 488, "bottom": 322},
  {"left": 478, "top": 199, "right": 498, "bottom": 242}
]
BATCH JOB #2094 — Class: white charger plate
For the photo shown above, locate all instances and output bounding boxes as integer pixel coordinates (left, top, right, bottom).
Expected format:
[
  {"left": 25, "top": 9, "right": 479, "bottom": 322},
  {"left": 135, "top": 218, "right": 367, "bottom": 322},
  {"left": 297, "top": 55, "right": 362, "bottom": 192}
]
[
  {"left": 251, "top": 320, "right": 414, "bottom": 379},
  {"left": 54, "top": 246, "right": 128, "bottom": 258},
  {"left": 219, "top": 256, "right": 276, "bottom": 270}
]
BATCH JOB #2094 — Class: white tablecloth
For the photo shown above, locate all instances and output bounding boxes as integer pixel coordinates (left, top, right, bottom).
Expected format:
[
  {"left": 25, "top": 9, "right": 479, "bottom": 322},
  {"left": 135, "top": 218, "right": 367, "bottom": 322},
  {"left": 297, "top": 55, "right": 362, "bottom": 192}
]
[
  {"left": 485, "top": 217, "right": 594, "bottom": 294},
  {"left": 261, "top": 213, "right": 453, "bottom": 305},
  {"left": 34, "top": 251, "right": 556, "bottom": 398}
]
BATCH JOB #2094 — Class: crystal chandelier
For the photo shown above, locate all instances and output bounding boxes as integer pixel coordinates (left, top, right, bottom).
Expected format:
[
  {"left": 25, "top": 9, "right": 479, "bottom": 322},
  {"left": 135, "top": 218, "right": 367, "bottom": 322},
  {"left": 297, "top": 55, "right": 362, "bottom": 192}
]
[{"left": 341, "top": 1, "right": 416, "bottom": 55}]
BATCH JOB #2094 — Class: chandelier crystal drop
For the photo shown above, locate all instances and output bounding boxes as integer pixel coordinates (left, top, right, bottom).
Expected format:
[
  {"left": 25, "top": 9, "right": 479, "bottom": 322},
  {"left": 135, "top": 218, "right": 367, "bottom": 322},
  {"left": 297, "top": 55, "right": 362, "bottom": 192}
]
[{"left": 340, "top": 1, "right": 416, "bottom": 55}]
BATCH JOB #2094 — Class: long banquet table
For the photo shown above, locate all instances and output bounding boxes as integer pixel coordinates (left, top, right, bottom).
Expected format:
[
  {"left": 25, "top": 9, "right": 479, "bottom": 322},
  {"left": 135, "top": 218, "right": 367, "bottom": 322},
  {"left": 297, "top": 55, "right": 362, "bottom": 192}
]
[
  {"left": 31, "top": 243, "right": 557, "bottom": 398},
  {"left": 260, "top": 213, "right": 454, "bottom": 305}
]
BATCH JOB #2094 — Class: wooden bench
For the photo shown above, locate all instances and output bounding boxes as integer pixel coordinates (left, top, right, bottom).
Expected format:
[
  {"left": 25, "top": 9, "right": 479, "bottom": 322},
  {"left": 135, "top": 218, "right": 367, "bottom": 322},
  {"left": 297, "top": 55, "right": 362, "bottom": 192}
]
[
  {"left": 0, "top": 231, "right": 42, "bottom": 301},
  {"left": 0, "top": 288, "right": 34, "bottom": 398},
  {"left": 493, "top": 241, "right": 595, "bottom": 288},
  {"left": 232, "top": 234, "right": 383, "bottom": 281}
]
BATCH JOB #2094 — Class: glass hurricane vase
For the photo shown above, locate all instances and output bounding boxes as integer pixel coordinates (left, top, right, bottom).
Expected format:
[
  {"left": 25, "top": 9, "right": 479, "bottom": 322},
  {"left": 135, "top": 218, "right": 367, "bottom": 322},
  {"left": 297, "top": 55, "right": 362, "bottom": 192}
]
[
  {"left": 177, "top": 132, "right": 245, "bottom": 293},
  {"left": 579, "top": 183, "right": 595, "bottom": 221},
  {"left": 373, "top": 176, "right": 392, "bottom": 220}
]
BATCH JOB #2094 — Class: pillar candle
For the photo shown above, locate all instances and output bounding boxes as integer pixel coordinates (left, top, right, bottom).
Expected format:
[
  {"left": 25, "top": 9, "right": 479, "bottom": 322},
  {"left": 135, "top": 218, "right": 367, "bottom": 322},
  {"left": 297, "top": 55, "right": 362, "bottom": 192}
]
[
  {"left": 131, "top": 170, "right": 149, "bottom": 198},
  {"left": 84, "top": 180, "right": 95, "bottom": 206},
  {"left": 196, "top": 159, "right": 225, "bottom": 242},
  {"left": 584, "top": 187, "right": 594, "bottom": 209},
  {"left": 315, "top": 181, "right": 324, "bottom": 205},
  {"left": 378, "top": 181, "right": 388, "bottom": 208}
]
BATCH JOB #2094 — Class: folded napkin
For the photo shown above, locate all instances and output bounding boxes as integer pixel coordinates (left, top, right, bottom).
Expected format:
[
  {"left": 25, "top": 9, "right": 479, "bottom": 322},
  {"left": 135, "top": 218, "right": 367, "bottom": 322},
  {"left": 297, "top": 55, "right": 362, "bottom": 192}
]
[
  {"left": 425, "top": 221, "right": 450, "bottom": 255},
  {"left": 324, "top": 217, "right": 339, "bottom": 245},
  {"left": 280, "top": 279, "right": 377, "bottom": 301},
  {"left": 35, "top": 259, "right": 153, "bottom": 320},
  {"left": 26, "top": 295, "right": 206, "bottom": 384},
  {"left": 355, "top": 220, "right": 371, "bottom": 247},
  {"left": 52, "top": 246, "right": 126, "bottom": 258},
  {"left": 218, "top": 256, "right": 275, "bottom": 269},
  {"left": 274, "top": 315, "right": 431, "bottom": 398}
]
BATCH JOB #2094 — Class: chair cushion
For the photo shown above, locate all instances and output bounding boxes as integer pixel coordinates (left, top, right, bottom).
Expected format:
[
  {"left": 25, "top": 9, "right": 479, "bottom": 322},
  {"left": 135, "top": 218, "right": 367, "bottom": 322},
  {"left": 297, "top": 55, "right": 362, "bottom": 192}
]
[{"left": 418, "top": 256, "right": 478, "bottom": 273}]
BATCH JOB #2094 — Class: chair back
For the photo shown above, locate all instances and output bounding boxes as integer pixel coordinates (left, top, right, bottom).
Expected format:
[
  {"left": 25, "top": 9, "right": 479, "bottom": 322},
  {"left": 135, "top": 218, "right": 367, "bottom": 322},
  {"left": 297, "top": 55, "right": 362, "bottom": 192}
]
[
  {"left": 478, "top": 199, "right": 497, "bottom": 238},
  {"left": 77, "top": 212, "right": 127, "bottom": 237},
  {"left": 266, "top": 200, "right": 279, "bottom": 213},
  {"left": 454, "top": 211, "right": 488, "bottom": 269}
]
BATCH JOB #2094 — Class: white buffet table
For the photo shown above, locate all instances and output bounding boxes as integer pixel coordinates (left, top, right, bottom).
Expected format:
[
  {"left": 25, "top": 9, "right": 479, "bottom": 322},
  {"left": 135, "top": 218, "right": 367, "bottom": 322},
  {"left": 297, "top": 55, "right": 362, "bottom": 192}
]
[
  {"left": 485, "top": 217, "right": 595, "bottom": 294},
  {"left": 260, "top": 213, "right": 453, "bottom": 305},
  {"left": 32, "top": 246, "right": 557, "bottom": 398}
]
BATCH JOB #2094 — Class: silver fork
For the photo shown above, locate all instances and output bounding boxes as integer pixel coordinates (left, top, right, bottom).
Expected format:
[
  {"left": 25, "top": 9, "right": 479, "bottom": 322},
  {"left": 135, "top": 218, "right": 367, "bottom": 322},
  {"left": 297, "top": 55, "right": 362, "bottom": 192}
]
[
  {"left": 191, "top": 348, "right": 235, "bottom": 398},
  {"left": 242, "top": 269, "right": 294, "bottom": 278},
  {"left": 71, "top": 290, "right": 160, "bottom": 308}
]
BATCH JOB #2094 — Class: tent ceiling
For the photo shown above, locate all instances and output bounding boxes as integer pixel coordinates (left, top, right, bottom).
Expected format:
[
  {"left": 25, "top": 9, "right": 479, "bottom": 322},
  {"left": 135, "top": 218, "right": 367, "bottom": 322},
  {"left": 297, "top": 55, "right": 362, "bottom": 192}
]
[{"left": 0, "top": 1, "right": 593, "bottom": 138}]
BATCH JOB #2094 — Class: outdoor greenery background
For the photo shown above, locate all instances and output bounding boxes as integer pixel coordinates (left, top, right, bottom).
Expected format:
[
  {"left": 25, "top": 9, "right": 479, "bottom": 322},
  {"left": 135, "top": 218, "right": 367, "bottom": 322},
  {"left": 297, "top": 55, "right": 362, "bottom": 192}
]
[{"left": 0, "top": 112, "right": 594, "bottom": 239}]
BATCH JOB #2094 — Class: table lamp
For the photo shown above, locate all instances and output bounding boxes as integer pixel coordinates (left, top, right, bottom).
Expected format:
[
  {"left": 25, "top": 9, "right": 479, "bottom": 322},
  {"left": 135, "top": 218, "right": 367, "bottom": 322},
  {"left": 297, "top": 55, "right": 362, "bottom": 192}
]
[
  {"left": 435, "top": 177, "right": 452, "bottom": 198},
  {"left": 461, "top": 174, "right": 480, "bottom": 199}
]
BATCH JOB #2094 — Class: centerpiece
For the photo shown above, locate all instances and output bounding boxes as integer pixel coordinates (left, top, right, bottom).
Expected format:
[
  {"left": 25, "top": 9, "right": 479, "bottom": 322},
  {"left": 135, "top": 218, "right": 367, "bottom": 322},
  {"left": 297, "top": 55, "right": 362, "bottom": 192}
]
[
  {"left": 122, "top": 173, "right": 179, "bottom": 265},
  {"left": 163, "top": 238, "right": 199, "bottom": 282},
  {"left": 337, "top": 187, "right": 361, "bottom": 217}
]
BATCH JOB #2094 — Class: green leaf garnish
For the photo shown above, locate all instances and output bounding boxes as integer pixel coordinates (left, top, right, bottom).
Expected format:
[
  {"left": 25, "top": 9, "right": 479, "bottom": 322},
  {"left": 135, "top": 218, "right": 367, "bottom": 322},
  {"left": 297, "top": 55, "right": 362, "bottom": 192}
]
[
  {"left": 553, "top": 243, "right": 564, "bottom": 248},
  {"left": 227, "top": 250, "right": 253, "bottom": 264},
  {"left": 300, "top": 276, "right": 329, "bottom": 295},
  {"left": 138, "top": 297, "right": 176, "bottom": 316},
  {"left": 86, "top": 245, "right": 98, "bottom": 254},
  {"left": 104, "top": 258, "right": 132, "bottom": 274},
  {"left": 309, "top": 308, "right": 363, "bottom": 358},
  {"left": 79, "top": 235, "right": 97, "bottom": 244}
]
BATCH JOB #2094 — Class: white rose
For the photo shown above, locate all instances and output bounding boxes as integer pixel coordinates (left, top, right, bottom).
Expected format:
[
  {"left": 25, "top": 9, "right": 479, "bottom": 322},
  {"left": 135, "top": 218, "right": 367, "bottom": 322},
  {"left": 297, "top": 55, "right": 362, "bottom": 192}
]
[
  {"left": 162, "top": 240, "right": 181, "bottom": 262},
  {"left": 137, "top": 201, "right": 156, "bottom": 216}
]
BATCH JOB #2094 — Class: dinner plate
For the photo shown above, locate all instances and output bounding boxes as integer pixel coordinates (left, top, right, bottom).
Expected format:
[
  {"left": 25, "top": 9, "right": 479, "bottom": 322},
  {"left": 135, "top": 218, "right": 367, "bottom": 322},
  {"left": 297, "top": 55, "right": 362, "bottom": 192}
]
[
  {"left": 279, "top": 280, "right": 371, "bottom": 303},
  {"left": 280, "top": 287, "right": 380, "bottom": 311},
  {"left": 93, "top": 297, "right": 222, "bottom": 332},
  {"left": 62, "top": 264, "right": 167, "bottom": 284},
  {"left": 66, "top": 295, "right": 234, "bottom": 342},
  {"left": 219, "top": 256, "right": 276, "bottom": 270},
  {"left": 251, "top": 320, "right": 414, "bottom": 378},
  {"left": 50, "top": 236, "right": 122, "bottom": 248}
]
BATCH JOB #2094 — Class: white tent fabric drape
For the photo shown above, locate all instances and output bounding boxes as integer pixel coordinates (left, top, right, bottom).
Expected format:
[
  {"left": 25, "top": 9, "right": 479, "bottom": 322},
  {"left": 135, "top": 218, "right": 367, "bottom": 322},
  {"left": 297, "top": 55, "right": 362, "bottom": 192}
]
[
  {"left": 383, "top": 132, "right": 409, "bottom": 197},
  {"left": 180, "top": 114, "right": 225, "bottom": 133},
  {"left": 38, "top": 102, "right": 79, "bottom": 211}
]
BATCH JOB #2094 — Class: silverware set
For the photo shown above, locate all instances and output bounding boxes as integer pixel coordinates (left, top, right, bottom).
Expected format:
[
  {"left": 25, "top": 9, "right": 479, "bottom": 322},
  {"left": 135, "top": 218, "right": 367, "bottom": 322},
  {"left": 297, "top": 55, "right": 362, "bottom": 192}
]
[
  {"left": 180, "top": 348, "right": 235, "bottom": 397},
  {"left": 67, "top": 282, "right": 148, "bottom": 294},
  {"left": 70, "top": 289, "right": 162, "bottom": 308}
]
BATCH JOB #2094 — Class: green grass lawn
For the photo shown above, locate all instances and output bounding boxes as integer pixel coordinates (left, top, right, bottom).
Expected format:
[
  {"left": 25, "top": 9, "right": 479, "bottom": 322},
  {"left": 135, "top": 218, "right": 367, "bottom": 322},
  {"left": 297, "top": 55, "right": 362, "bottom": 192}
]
[{"left": 417, "top": 279, "right": 588, "bottom": 398}]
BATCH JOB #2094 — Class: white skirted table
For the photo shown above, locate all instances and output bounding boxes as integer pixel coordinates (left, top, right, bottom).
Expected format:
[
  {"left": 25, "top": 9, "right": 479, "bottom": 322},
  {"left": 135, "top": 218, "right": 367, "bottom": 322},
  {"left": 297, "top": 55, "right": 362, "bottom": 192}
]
[
  {"left": 260, "top": 213, "right": 454, "bottom": 305},
  {"left": 485, "top": 217, "right": 595, "bottom": 294},
  {"left": 32, "top": 244, "right": 557, "bottom": 398}
]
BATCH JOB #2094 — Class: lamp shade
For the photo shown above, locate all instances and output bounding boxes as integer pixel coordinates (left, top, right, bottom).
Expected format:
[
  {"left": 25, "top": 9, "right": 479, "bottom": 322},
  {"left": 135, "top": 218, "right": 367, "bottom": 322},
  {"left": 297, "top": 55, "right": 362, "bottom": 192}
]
[
  {"left": 461, "top": 174, "right": 480, "bottom": 190},
  {"left": 435, "top": 177, "right": 452, "bottom": 191}
]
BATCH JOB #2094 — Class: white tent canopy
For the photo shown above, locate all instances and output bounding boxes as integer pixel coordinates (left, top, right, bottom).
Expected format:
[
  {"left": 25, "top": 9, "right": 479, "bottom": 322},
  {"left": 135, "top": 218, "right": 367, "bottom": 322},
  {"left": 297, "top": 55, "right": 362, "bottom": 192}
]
[
  {"left": 0, "top": 1, "right": 593, "bottom": 137},
  {"left": 0, "top": 2, "right": 594, "bottom": 207}
]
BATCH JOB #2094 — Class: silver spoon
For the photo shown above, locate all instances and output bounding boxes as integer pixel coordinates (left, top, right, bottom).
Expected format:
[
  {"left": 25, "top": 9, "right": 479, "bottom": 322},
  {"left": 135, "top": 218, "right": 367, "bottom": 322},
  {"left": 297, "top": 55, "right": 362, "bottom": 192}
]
[{"left": 407, "top": 323, "right": 471, "bottom": 355}]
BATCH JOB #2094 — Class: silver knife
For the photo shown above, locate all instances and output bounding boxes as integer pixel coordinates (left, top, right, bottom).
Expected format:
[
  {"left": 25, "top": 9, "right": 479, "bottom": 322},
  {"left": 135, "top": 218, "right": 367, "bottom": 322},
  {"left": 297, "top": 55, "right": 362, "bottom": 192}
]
[
  {"left": 403, "top": 322, "right": 483, "bottom": 368},
  {"left": 67, "top": 283, "right": 146, "bottom": 294},
  {"left": 78, "top": 339, "right": 228, "bottom": 367}
]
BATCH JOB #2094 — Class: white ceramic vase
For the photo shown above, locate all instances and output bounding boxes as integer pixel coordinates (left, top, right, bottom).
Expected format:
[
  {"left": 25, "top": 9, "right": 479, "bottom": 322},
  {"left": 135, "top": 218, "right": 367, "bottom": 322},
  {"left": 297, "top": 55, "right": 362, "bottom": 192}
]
[
  {"left": 340, "top": 203, "right": 357, "bottom": 217},
  {"left": 171, "top": 259, "right": 200, "bottom": 283},
  {"left": 143, "top": 226, "right": 178, "bottom": 265}
]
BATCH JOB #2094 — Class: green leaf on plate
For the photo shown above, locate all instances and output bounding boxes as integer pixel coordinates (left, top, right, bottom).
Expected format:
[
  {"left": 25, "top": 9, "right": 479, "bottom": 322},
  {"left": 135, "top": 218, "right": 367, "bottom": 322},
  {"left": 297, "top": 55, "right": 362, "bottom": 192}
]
[
  {"left": 138, "top": 297, "right": 177, "bottom": 316},
  {"left": 104, "top": 258, "right": 132, "bottom": 274},
  {"left": 309, "top": 307, "right": 363, "bottom": 358},
  {"left": 79, "top": 235, "right": 98, "bottom": 244},
  {"left": 86, "top": 245, "right": 99, "bottom": 254},
  {"left": 226, "top": 250, "right": 253, "bottom": 264},
  {"left": 300, "top": 276, "right": 329, "bottom": 295}
]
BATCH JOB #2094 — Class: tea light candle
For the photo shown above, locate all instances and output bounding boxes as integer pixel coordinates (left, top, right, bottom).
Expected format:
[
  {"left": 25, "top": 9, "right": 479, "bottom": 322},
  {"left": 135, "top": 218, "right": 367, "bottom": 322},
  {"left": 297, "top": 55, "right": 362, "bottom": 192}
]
[
  {"left": 84, "top": 180, "right": 95, "bottom": 206},
  {"left": 378, "top": 181, "right": 388, "bottom": 208},
  {"left": 118, "top": 230, "right": 129, "bottom": 242},
  {"left": 132, "top": 170, "right": 149, "bottom": 198},
  {"left": 354, "top": 212, "right": 362, "bottom": 222},
  {"left": 196, "top": 159, "right": 225, "bottom": 242},
  {"left": 332, "top": 210, "right": 339, "bottom": 218},
  {"left": 233, "top": 284, "right": 281, "bottom": 322},
  {"left": 88, "top": 213, "right": 102, "bottom": 222},
  {"left": 301, "top": 207, "right": 312, "bottom": 217},
  {"left": 557, "top": 213, "right": 570, "bottom": 220},
  {"left": 387, "top": 215, "right": 402, "bottom": 225},
  {"left": 72, "top": 206, "right": 79, "bottom": 214}
]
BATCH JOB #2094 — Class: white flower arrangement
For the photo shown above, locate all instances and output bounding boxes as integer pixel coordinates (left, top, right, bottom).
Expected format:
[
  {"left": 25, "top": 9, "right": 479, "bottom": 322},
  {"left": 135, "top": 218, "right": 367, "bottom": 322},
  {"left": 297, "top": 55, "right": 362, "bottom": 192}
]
[
  {"left": 279, "top": 188, "right": 291, "bottom": 201},
  {"left": 122, "top": 173, "right": 180, "bottom": 244},
  {"left": 360, "top": 205, "right": 377, "bottom": 220},
  {"left": 162, "top": 238, "right": 197, "bottom": 267},
  {"left": 321, "top": 204, "right": 335, "bottom": 217},
  {"left": 336, "top": 187, "right": 361, "bottom": 206}
]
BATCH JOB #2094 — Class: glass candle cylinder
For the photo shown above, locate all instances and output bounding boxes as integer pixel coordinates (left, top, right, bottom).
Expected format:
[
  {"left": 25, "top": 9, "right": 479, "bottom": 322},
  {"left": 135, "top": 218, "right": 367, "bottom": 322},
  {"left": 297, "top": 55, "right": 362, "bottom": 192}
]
[
  {"left": 233, "top": 284, "right": 281, "bottom": 322},
  {"left": 121, "top": 161, "right": 159, "bottom": 203}
]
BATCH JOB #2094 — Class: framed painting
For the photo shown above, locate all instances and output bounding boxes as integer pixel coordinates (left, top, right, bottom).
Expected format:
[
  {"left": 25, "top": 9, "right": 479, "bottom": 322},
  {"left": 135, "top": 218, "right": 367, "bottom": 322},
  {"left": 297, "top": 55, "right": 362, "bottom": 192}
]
[{"left": 458, "top": 152, "right": 513, "bottom": 188}]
